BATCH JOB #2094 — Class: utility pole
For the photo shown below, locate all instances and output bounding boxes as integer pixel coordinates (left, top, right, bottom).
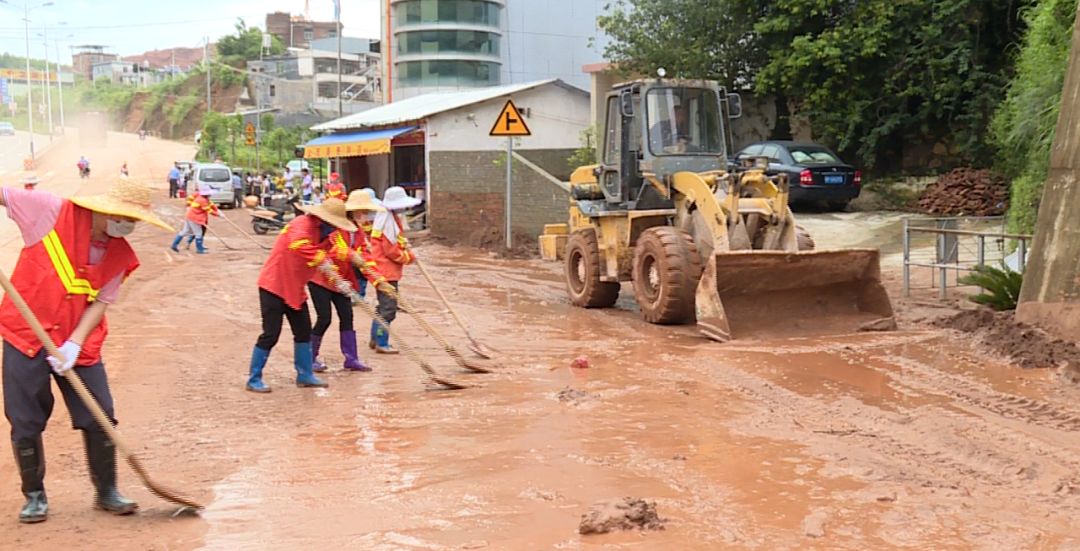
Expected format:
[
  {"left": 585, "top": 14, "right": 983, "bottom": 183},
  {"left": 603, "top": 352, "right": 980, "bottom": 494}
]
[
  {"left": 54, "top": 39, "right": 63, "bottom": 133},
  {"left": 204, "top": 37, "right": 210, "bottom": 114},
  {"left": 41, "top": 22, "right": 51, "bottom": 140},
  {"left": 336, "top": 0, "right": 342, "bottom": 118},
  {"left": 23, "top": 1, "right": 35, "bottom": 163}
]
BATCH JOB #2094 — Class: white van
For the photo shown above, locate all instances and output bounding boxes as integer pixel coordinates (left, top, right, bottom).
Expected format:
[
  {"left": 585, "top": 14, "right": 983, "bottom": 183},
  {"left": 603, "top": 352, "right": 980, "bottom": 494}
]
[{"left": 188, "top": 163, "right": 235, "bottom": 207}]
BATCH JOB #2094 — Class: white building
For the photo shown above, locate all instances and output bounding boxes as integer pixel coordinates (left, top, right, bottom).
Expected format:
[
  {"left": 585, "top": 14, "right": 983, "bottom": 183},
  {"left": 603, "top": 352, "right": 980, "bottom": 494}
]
[
  {"left": 382, "top": 0, "right": 611, "bottom": 100},
  {"left": 90, "top": 61, "right": 163, "bottom": 88}
]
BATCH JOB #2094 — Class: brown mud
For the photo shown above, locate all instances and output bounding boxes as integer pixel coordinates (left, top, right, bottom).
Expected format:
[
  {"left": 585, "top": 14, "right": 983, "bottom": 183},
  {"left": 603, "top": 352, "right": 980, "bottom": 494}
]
[
  {"left": 578, "top": 498, "right": 665, "bottom": 535},
  {"left": 0, "top": 133, "right": 1079, "bottom": 549},
  {"left": 935, "top": 309, "right": 1080, "bottom": 369}
]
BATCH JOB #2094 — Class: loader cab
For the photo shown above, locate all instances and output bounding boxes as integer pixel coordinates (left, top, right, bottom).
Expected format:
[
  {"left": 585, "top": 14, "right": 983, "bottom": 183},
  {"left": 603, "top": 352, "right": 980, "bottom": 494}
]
[{"left": 599, "top": 80, "right": 736, "bottom": 209}]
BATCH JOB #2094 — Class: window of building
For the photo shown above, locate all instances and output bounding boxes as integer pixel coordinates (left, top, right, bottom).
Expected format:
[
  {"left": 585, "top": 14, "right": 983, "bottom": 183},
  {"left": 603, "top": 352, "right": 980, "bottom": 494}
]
[
  {"left": 304, "top": 29, "right": 314, "bottom": 41},
  {"left": 398, "top": 30, "right": 500, "bottom": 57},
  {"left": 269, "top": 85, "right": 276, "bottom": 97},
  {"left": 395, "top": 0, "right": 501, "bottom": 27},
  {"left": 398, "top": 60, "right": 500, "bottom": 87}
]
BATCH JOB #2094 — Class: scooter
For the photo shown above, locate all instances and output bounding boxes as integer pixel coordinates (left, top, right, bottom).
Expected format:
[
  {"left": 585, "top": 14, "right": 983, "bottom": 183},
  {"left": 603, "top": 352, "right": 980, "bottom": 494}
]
[{"left": 251, "top": 192, "right": 302, "bottom": 234}]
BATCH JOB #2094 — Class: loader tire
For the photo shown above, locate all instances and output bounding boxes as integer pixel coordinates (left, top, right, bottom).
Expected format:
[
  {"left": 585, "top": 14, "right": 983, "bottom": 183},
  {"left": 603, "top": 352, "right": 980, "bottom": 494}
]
[
  {"left": 631, "top": 227, "right": 701, "bottom": 324},
  {"left": 565, "top": 230, "right": 619, "bottom": 308},
  {"left": 796, "top": 225, "right": 815, "bottom": 251}
]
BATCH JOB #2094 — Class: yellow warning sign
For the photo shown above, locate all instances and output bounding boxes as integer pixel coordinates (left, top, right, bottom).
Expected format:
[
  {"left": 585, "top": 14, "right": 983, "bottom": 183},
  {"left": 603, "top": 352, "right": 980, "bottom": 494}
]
[{"left": 489, "top": 100, "right": 531, "bottom": 137}]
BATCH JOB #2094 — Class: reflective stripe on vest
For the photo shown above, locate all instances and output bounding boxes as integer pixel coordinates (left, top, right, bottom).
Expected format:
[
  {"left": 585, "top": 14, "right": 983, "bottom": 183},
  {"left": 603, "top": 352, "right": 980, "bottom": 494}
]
[{"left": 41, "top": 230, "right": 99, "bottom": 301}]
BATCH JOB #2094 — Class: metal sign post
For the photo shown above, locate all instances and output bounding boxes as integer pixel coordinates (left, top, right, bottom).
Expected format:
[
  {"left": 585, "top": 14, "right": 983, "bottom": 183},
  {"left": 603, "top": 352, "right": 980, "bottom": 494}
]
[{"left": 489, "top": 99, "right": 531, "bottom": 250}]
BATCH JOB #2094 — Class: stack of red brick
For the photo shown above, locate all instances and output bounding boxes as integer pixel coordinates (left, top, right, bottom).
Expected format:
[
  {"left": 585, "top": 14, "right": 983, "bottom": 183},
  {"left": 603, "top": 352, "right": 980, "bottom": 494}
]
[{"left": 917, "top": 168, "right": 1009, "bottom": 216}]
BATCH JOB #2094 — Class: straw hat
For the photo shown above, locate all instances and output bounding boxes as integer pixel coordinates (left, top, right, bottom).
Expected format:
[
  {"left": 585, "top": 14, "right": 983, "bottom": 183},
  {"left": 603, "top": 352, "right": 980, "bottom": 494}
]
[
  {"left": 382, "top": 186, "right": 421, "bottom": 211},
  {"left": 297, "top": 198, "right": 356, "bottom": 231},
  {"left": 70, "top": 178, "right": 174, "bottom": 232},
  {"left": 345, "top": 189, "right": 386, "bottom": 213}
]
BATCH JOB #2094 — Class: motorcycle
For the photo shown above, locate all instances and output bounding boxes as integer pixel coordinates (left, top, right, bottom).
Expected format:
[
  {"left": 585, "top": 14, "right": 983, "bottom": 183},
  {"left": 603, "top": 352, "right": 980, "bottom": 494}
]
[{"left": 251, "top": 192, "right": 302, "bottom": 235}]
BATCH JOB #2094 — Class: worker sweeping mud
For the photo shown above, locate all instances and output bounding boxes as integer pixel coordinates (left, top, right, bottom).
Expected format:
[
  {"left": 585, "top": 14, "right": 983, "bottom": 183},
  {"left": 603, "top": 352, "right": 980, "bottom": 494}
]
[
  {"left": 170, "top": 184, "right": 219, "bottom": 254},
  {"left": 0, "top": 179, "right": 173, "bottom": 523},
  {"left": 366, "top": 186, "right": 421, "bottom": 354},
  {"left": 308, "top": 192, "right": 385, "bottom": 373},
  {"left": 245, "top": 198, "right": 386, "bottom": 394}
]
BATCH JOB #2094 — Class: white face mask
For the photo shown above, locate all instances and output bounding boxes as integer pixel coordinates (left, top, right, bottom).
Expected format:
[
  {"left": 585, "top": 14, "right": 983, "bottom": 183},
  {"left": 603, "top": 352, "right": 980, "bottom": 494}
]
[{"left": 105, "top": 219, "right": 136, "bottom": 238}]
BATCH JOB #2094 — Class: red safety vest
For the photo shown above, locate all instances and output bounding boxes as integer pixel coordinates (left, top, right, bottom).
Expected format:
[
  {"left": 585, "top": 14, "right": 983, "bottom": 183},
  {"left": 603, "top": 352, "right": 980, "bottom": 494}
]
[
  {"left": 324, "top": 182, "right": 346, "bottom": 201},
  {"left": 0, "top": 201, "right": 139, "bottom": 365},
  {"left": 367, "top": 215, "right": 415, "bottom": 282},
  {"left": 186, "top": 194, "right": 218, "bottom": 225},
  {"left": 257, "top": 214, "right": 337, "bottom": 309},
  {"left": 309, "top": 229, "right": 360, "bottom": 292}
]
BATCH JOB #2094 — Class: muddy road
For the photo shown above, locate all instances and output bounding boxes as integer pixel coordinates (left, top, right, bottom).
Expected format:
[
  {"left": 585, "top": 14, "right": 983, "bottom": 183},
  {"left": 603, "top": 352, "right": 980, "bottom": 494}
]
[{"left": 2, "top": 138, "right": 1080, "bottom": 549}]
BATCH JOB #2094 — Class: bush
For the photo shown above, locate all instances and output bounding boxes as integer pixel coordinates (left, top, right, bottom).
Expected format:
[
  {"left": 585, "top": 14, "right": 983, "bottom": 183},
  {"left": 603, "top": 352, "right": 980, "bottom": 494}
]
[{"left": 958, "top": 265, "right": 1025, "bottom": 311}]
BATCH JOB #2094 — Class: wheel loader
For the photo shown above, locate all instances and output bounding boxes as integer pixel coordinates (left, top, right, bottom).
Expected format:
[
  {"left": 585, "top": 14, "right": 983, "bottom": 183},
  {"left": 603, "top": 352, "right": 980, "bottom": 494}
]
[{"left": 562, "top": 78, "right": 894, "bottom": 341}]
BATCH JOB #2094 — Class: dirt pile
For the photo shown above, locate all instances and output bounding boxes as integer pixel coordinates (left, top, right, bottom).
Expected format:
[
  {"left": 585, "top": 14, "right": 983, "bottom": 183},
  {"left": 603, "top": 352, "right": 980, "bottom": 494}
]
[
  {"left": 917, "top": 168, "right": 1009, "bottom": 216},
  {"left": 579, "top": 498, "right": 666, "bottom": 535},
  {"left": 464, "top": 226, "right": 539, "bottom": 259},
  {"left": 933, "top": 309, "right": 1080, "bottom": 369}
]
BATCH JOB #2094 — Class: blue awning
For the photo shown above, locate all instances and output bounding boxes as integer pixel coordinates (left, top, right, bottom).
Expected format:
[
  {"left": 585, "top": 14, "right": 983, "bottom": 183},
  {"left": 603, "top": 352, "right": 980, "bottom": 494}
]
[{"left": 303, "top": 126, "right": 417, "bottom": 159}]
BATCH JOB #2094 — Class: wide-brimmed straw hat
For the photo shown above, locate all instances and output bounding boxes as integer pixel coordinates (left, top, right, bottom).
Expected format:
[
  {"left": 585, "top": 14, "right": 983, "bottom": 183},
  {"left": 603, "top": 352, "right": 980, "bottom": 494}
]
[
  {"left": 345, "top": 189, "right": 386, "bottom": 213},
  {"left": 381, "top": 186, "right": 421, "bottom": 211},
  {"left": 297, "top": 198, "right": 356, "bottom": 231},
  {"left": 70, "top": 178, "right": 174, "bottom": 232}
]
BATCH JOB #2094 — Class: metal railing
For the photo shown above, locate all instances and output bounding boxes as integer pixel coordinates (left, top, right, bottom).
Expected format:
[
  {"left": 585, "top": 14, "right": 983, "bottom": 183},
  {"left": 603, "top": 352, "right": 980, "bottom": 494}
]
[{"left": 902, "top": 216, "right": 1032, "bottom": 299}]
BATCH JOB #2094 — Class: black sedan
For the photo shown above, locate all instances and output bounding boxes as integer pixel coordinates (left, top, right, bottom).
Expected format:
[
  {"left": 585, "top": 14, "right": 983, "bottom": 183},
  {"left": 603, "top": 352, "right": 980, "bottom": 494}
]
[{"left": 733, "top": 141, "right": 861, "bottom": 210}]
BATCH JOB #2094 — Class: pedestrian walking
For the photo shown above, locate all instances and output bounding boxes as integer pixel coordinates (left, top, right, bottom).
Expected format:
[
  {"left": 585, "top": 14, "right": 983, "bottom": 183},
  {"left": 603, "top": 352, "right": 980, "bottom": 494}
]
[
  {"left": 170, "top": 185, "right": 219, "bottom": 254},
  {"left": 367, "top": 186, "right": 421, "bottom": 354},
  {"left": 245, "top": 198, "right": 378, "bottom": 393},
  {"left": 308, "top": 191, "right": 386, "bottom": 373},
  {"left": 0, "top": 179, "right": 173, "bottom": 523},
  {"left": 231, "top": 171, "right": 244, "bottom": 209}
]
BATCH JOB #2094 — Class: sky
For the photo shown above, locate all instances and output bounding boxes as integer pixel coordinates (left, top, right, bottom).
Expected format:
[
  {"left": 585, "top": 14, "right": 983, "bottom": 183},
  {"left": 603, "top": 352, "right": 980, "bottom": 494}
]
[{"left": 0, "top": 0, "right": 381, "bottom": 62}]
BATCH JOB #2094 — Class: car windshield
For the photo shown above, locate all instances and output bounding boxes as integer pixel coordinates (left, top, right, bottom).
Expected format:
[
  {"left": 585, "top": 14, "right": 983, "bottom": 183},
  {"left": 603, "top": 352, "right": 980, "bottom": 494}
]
[
  {"left": 646, "top": 87, "right": 724, "bottom": 156},
  {"left": 0, "top": 122, "right": 13, "bottom": 128},
  {"left": 789, "top": 147, "right": 840, "bottom": 164},
  {"left": 199, "top": 168, "right": 231, "bottom": 182}
]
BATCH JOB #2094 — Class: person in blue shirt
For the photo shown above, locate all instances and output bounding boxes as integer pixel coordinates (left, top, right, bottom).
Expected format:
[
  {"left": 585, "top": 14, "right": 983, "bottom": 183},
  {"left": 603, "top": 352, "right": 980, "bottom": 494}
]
[
  {"left": 167, "top": 164, "right": 181, "bottom": 198},
  {"left": 231, "top": 171, "right": 244, "bottom": 208}
]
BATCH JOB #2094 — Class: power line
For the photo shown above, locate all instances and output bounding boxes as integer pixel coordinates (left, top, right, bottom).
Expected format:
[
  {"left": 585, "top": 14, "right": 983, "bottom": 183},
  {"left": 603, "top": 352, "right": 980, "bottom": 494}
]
[{"left": 0, "top": 14, "right": 266, "bottom": 32}]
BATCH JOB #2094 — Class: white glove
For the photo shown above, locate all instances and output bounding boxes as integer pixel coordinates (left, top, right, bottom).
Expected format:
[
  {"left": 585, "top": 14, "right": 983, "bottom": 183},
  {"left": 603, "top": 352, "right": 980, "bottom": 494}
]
[{"left": 46, "top": 340, "right": 81, "bottom": 375}]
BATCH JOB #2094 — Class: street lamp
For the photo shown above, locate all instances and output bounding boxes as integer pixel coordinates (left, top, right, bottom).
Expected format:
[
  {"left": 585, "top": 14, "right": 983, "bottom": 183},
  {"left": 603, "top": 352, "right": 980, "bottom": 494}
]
[
  {"left": 0, "top": 0, "right": 55, "bottom": 164},
  {"left": 55, "top": 34, "right": 73, "bottom": 134},
  {"left": 37, "top": 21, "right": 65, "bottom": 140}
]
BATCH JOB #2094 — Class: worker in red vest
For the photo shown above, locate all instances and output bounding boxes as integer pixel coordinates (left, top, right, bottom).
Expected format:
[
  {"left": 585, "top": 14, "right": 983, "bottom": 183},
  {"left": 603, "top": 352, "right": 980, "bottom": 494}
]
[
  {"left": 324, "top": 172, "right": 346, "bottom": 201},
  {"left": 0, "top": 179, "right": 173, "bottom": 524},
  {"left": 170, "top": 184, "right": 219, "bottom": 254},
  {"left": 246, "top": 198, "right": 386, "bottom": 393},
  {"left": 366, "top": 186, "right": 421, "bottom": 354}
]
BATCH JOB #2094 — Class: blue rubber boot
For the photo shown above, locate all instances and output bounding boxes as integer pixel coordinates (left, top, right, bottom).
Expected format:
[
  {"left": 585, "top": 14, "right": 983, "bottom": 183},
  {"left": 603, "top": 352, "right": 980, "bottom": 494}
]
[
  {"left": 368, "top": 320, "right": 378, "bottom": 350},
  {"left": 185, "top": 235, "right": 195, "bottom": 250},
  {"left": 358, "top": 278, "right": 367, "bottom": 299},
  {"left": 170, "top": 235, "right": 182, "bottom": 252},
  {"left": 374, "top": 322, "right": 398, "bottom": 355},
  {"left": 311, "top": 334, "right": 327, "bottom": 373},
  {"left": 246, "top": 346, "right": 272, "bottom": 393},
  {"left": 294, "top": 342, "right": 328, "bottom": 388},
  {"left": 195, "top": 237, "right": 208, "bottom": 254}
]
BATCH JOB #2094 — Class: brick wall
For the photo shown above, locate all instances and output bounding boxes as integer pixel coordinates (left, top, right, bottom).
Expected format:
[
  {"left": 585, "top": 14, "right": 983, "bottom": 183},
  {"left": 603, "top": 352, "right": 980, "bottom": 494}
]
[{"left": 429, "top": 149, "right": 574, "bottom": 244}]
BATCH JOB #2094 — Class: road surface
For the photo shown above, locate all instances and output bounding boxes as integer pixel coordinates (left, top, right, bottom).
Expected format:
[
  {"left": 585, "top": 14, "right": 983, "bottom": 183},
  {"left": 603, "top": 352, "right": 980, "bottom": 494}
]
[{"left": 0, "top": 133, "right": 1077, "bottom": 549}]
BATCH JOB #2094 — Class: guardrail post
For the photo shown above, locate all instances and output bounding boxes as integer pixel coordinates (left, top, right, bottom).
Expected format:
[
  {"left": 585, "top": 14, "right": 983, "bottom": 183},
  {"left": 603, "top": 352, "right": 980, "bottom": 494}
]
[
  {"left": 1019, "top": 239, "right": 1028, "bottom": 271},
  {"left": 902, "top": 218, "right": 911, "bottom": 297},
  {"left": 938, "top": 232, "right": 948, "bottom": 299},
  {"left": 976, "top": 235, "right": 985, "bottom": 267}
]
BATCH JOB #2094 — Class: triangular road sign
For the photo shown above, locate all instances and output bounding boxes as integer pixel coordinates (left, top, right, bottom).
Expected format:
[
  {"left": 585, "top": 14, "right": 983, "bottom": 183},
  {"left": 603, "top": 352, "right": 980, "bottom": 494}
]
[{"left": 489, "top": 100, "right": 531, "bottom": 137}]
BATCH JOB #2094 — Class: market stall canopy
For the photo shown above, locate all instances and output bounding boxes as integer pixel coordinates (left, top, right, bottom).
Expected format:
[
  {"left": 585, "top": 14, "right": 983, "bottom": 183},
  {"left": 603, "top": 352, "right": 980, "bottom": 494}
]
[{"left": 302, "top": 126, "right": 418, "bottom": 159}]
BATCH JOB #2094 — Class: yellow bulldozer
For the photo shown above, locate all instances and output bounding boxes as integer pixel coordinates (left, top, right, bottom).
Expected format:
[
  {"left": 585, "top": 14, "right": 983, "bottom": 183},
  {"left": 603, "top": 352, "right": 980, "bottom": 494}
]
[{"left": 561, "top": 78, "right": 894, "bottom": 341}]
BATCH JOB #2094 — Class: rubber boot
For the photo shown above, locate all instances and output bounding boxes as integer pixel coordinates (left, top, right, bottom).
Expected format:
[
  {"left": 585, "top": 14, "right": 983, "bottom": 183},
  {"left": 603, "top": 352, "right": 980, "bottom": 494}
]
[
  {"left": 311, "top": 334, "right": 327, "bottom": 373},
  {"left": 294, "top": 342, "right": 328, "bottom": 388},
  {"left": 83, "top": 431, "right": 138, "bottom": 515},
  {"left": 13, "top": 437, "right": 48, "bottom": 523},
  {"left": 246, "top": 346, "right": 272, "bottom": 393},
  {"left": 185, "top": 235, "right": 195, "bottom": 250},
  {"left": 195, "top": 237, "right": 208, "bottom": 254},
  {"left": 369, "top": 320, "right": 378, "bottom": 350},
  {"left": 341, "top": 330, "right": 370, "bottom": 371},
  {"left": 374, "top": 323, "right": 399, "bottom": 355},
  {"left": 169, "top": 234, "right": 182, "bottom": 253}
]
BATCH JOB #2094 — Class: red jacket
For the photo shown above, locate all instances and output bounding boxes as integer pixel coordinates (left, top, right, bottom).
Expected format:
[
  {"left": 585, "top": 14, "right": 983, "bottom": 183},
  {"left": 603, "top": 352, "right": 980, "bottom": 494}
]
[
  {"left": 186, "top": 194, "right": 219, "bottom": 225},
  {"left": 324, "top": 182, "right": 346, "bottom": 201},
  {"left": 0, "top": 201, "right": 139, "bottom": 365},
  {"left": 309, "top": 229, "right": 358, "bottom": 292},
  {"left": 257, "top": 214, "right": 340, "bottom": 309},
  {"left": 368, "top": 215, "right": 414, "bottom": 282}
]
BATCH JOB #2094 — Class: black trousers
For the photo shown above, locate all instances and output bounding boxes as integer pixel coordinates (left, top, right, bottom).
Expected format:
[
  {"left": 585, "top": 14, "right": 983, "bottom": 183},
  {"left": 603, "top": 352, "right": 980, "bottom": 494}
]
[
  {"left": 256, "top": 288, "right": 312, "bottom": 351},
  {"left": 2, "top": 341, "right": 115, "bottom": 442},
  {"left": 233, "top": 188, "right": 244, "bottom": 208},
  {"left": 377, "top": 281, "right": 400, "bottom": 324},
  {"left": 168, "top": 178, "right": 179, "bottom": 198},
  {"left": 309, "top": 283, "right": 354, "bottom": 336}
]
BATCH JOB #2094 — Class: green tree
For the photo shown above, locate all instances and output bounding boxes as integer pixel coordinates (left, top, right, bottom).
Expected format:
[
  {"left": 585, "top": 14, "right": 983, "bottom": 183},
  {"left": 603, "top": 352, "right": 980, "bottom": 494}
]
[{"left": 216, "top": 19, "right": 285, "bottom": 67}]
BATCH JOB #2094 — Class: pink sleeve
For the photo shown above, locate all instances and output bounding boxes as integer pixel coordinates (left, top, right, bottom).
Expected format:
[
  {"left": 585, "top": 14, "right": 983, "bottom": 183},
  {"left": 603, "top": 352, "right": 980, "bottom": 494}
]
[
  {"left": 3, "top": 188, "right": 63, "bottom": 246},
  {"left": 95, "top": 273, "right": 124, "bottom": 304}
]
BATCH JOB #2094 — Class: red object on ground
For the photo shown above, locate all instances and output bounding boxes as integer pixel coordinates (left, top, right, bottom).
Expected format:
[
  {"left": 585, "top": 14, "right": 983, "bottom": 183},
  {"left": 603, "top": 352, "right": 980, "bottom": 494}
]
[{"left": 571, "top": 356, "right": 589, "bottom": 369}]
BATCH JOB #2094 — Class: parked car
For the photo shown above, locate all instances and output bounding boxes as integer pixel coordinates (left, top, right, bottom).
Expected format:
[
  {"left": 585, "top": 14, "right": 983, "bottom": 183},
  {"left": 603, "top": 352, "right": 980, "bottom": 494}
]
[
  {"left": 733, "top": 141, "right": 861, "bottom": 210},
  {"left": 188, "top": 163, "right": 236, "bottom": 207},
  {"left": 0, "top": 122, "right": 15, "bottom": 136}
]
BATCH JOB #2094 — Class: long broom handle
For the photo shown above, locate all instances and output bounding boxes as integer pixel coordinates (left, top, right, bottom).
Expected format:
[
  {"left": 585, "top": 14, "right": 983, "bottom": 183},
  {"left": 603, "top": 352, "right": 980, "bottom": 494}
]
[
  {"left": 413, "top": 258, "right": 480, "bottom": 343},
  {"left": 0, "top": 269, "right": 134, "bottom": 459},
  {"left": 220, "top": 210, "right": 272, "bottom": 250}
]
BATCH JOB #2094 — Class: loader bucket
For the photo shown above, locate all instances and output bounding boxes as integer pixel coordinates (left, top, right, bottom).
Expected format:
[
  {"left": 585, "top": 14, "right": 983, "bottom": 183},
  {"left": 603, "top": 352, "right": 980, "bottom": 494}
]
[{"left": 694, "top": 249, "right": 894, "bottom": 342}]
